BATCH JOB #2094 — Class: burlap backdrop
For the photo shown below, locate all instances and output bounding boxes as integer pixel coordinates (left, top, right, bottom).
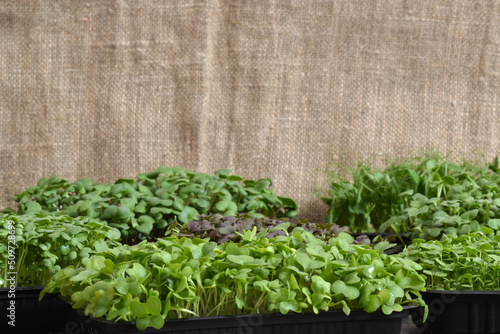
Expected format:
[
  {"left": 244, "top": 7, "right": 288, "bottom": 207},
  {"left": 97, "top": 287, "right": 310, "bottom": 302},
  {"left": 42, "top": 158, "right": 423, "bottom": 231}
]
[{"left": 1, "top": 1, "right": 499, "bottom": 223}]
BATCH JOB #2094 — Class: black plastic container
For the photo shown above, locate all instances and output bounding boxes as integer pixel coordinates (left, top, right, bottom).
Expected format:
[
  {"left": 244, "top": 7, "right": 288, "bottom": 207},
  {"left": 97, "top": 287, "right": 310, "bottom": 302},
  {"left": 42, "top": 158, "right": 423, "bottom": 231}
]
[
  {"left": 0, "top": 286, "right": 77, "bottom": 334},
  {"left": 410, "top": 290, "right": 500, "bottom": 334},
  {"left": 350, "top": 232, "right": 411, "bottom": 254},
  {"left": 350, "top": 232, "right": 411, "bottom": 244},
  {"left": 75, "top": 305, "right": 416, "bottom": 334}
]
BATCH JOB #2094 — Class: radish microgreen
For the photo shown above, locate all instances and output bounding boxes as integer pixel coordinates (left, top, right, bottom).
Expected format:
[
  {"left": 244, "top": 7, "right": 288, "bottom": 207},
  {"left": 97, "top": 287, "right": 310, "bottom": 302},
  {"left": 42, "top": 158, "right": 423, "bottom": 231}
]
[
  {"left": 400, "top": 233, "right": 500, "bottom": 290},
  {"left": 41, "top": 229, "right": 426, "bottom": 331},
  {"left": 11, "top": 167, "right": 298, "bottom": 244},
  {"left": 0, "top": 214, "right": 121, "bottom": 287}
]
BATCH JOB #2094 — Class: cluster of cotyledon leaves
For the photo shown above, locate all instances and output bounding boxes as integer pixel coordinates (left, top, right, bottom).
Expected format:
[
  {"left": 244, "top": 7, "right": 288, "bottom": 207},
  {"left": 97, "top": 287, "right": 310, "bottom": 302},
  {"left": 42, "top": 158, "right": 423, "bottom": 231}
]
[
  {"left": 399, "top": 233, "right": 500, "bottom": 290},
  {"left": 322, "top": 154, "right": 500, "bottom": 238},
  {"left": 41, "top": 226, "right": 427, "bottom": 331},
  {"left": 0, "top": 214, "right": 121, "bottom": 288},
  {"left": 169, "top": 213, "right": 370, "bottom": 245},
  {"left": 11, "top": 167, "right": 297, "bottom": 244},
  {"left": 379, "top": 166, "right": 500, "bottom": 240}
]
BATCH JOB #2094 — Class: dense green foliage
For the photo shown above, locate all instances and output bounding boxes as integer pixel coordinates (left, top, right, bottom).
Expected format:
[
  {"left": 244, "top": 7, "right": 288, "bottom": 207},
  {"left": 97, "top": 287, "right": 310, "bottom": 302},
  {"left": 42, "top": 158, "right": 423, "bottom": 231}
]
[
  {"left": 400, "top": 233, "right": 500, "bottom": 290},
  {"left": 322, "top": 154, "right": 500, "bottom": 238},
  {"left": 41, "top": 228, "right": 426, "bottom": 330},
  {"left": 0, "top": 214, "right": 121, "bottom": 287},
  {"left": 11, "top": 167, "right": 297, "bottom": 244}
]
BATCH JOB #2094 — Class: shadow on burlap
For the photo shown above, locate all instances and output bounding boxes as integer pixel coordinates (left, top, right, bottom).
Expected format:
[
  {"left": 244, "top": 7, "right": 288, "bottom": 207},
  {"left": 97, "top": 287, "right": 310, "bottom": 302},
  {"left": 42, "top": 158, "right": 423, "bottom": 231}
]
[{"left": 1, "top": 1, "right": 499, "bottom": 223}]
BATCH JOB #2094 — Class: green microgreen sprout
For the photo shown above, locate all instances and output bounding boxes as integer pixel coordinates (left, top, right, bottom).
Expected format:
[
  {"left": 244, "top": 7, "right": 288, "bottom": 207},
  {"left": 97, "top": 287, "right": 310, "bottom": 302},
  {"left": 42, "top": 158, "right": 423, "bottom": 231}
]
[
  {"left": 400, "top": 233, "right": 500, "bottom": 291},
  {"left": 11, "top": 167, "right": 298, "bottom": 244},
  {"left": 41, "top": 229, "right": 426, "bottom": 331},
  {"left": 322, "top": 153, "right": 500, "bottom": 240},
  {"left": 0, "top": 213, "right": 121, "bottom": 288}
]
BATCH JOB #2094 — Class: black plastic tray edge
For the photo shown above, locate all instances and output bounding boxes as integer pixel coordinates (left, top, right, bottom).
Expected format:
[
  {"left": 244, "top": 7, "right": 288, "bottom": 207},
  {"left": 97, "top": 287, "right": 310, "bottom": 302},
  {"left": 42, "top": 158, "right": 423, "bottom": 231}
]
[
  {"left": 411, "top": 289, "right": 500, "bottom": 334},
  {"left": 0, "top": 285, "right": 65, "bottom": 303},
  {"left": 0, "top": 285, "right": 78, "bottom": 334},
  {"left": 0, "top": 285, "right": 45, "bottom": 295},
  {"left": 349, "top": 232, "right": 412, "bottom": 242},
  {"left": 76, "top": 304, "right": 418, "bottom": 334}
]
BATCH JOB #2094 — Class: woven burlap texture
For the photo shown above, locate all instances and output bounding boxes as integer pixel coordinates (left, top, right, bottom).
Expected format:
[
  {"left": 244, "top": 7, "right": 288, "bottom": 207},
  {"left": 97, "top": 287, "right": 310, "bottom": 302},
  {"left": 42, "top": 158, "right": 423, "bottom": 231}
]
[{"left": 1, "top": 1, "right": 499, "bottom": 223}]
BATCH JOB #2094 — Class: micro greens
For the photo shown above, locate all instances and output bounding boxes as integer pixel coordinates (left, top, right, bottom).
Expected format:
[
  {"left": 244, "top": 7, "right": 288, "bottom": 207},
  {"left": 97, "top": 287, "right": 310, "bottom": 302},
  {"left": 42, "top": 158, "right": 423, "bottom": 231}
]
[
  {"left": 11, "top": 167, "right": 298, "bottom": 244},
  {"left": 399, "top": 233, "right": 500, "bottom": 290},
  {"left": 321, "top": 154, "right": 500, "bottom": 236},
  {"left": 168, "top": 213, "right": 362, "bottom": 244},
  {"left": 378, "top": 163, "right": 500, "bottom": 240},
  {"left": 41, "top": 229, "right": 426, "bottom": 331},
  {"left": 0, "top": 214, "right": 121, "bottom": 287}
]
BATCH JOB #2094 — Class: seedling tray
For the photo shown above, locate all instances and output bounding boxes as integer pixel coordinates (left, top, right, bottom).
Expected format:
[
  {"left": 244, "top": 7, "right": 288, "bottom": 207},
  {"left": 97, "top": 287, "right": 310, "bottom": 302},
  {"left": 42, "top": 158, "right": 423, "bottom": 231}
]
[
  {"left": 0, "top": 285, "right": 77, "bottom": 334},
  {"left": 411, "top": 290, "right": 500, "bottom": 334},
  {"left": 76, "top": 305, "right": 416, "bottom": 334}
]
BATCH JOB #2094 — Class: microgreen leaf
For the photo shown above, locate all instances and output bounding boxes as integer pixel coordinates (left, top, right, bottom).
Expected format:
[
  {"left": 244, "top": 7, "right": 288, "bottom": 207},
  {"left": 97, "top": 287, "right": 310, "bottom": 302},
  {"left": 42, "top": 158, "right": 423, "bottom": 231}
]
[
  {"left": 227, "top": 254, "right": 254, "bottom": 264},
  {"left": 40, "top": 228, "right": 425, "bottom": 330},
  {"left": 12, "top": 168, "right": 298, "bottom": 243}
]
